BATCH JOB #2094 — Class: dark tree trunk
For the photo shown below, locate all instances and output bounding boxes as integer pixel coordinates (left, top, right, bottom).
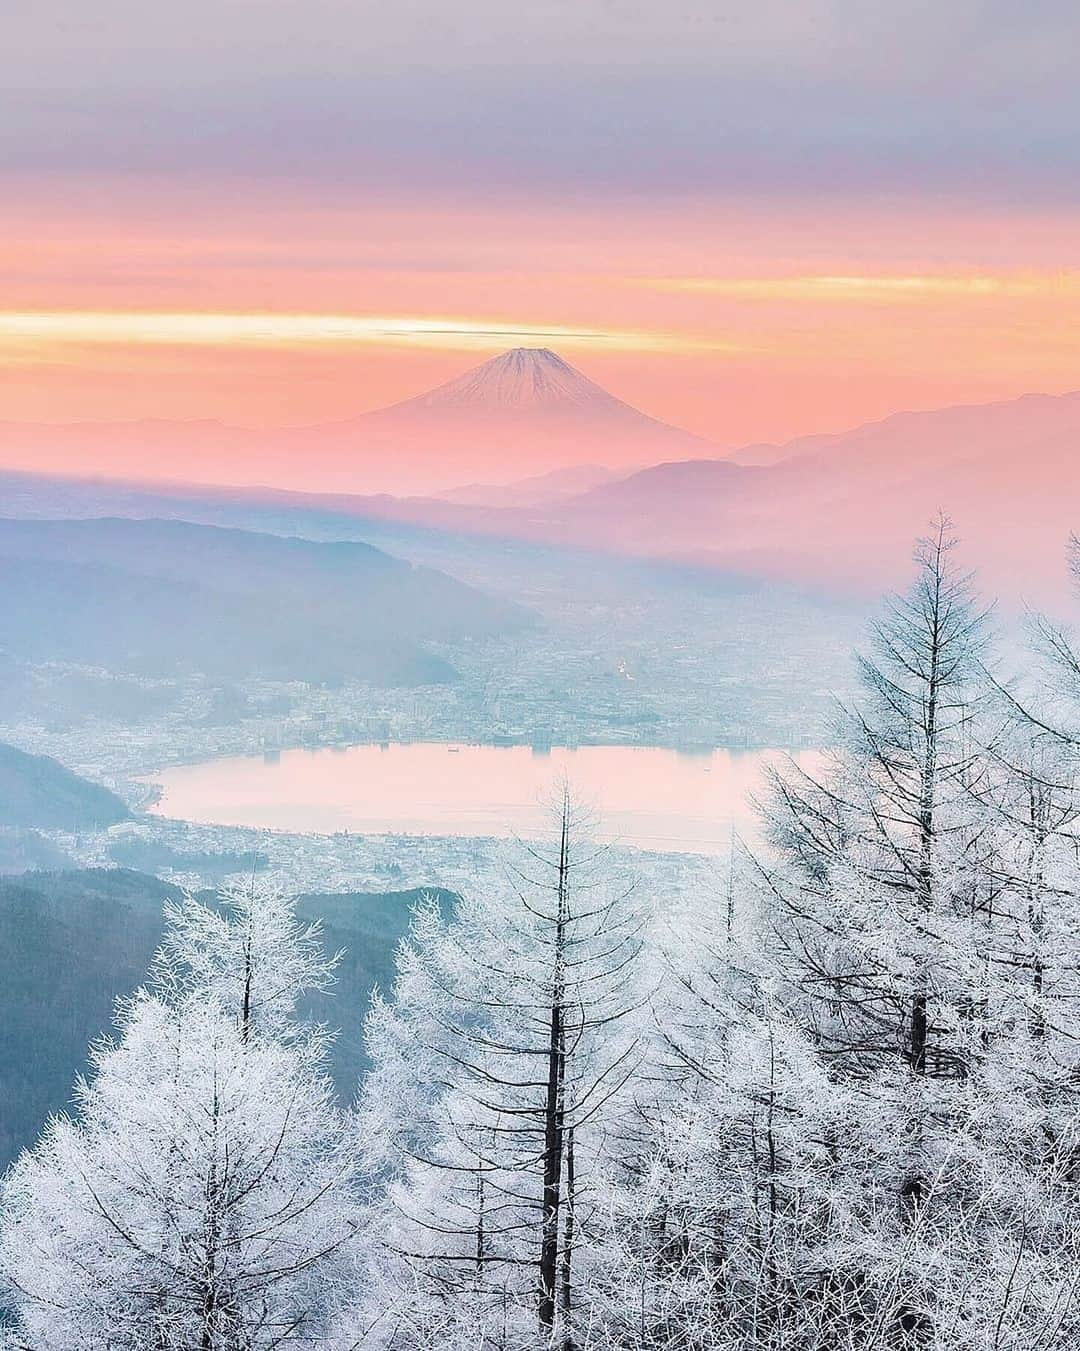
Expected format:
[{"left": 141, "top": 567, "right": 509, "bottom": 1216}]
[
  {"left": 539, "top": 797, "right": 571, "bottom": 1336},
  {"left": 557, "top": 1124, "right": 576, "bottom": 1347}
]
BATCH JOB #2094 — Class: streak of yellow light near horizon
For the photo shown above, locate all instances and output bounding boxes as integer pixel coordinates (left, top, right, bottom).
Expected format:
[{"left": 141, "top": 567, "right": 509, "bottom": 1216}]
[
  {"left": 0, "top": 311, "right": 736, "bottom": 355},
  {"left": 634, "top": 272, "right": 1080, "bottom": 301}
]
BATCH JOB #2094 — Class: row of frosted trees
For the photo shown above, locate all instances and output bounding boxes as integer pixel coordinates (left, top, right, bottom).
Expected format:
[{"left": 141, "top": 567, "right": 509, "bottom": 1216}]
[{"left": 3, "top": 519, "right": 1080, "bottom": 1349}]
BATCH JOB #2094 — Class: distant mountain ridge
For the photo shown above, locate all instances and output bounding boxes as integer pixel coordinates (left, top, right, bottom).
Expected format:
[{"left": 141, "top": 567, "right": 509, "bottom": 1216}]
[
  {"left": 544, "top": 387, "right": 1080, "bottom": 594},
  {"left": 725, "top": 388, "right": 1080, "bottom": 472},
  {"left": 435, "top": 463, "right": 618, "bottom": 508},
  {"left": 1, "top": 373, "right": 1077, "bottom": 595},
  {"left": 0, "top": 517, "right": 528, "bottom": 684}
]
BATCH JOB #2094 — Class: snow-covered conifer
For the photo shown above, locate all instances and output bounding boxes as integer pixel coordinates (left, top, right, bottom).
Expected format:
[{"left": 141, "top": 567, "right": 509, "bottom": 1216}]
[
  {"left": 350, "top": 790, "right": 646, "bottom": 1350},
  {"left": 0, "top": 881, "right": 359, "bottom": 1350}
]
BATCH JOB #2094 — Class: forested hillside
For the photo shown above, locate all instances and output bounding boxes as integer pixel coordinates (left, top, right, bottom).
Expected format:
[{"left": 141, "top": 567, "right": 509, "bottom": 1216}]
[{"left": 0, "top": 741, "right": 129, "bottom": 830}]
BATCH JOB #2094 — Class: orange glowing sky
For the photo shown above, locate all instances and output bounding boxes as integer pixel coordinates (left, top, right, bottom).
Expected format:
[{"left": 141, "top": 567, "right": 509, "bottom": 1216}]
[
  {"left": 6, "top": 185, "right": 1080, "bottom": 455},
  {"left": 5, "top": 2, "right": 1080, "bottom": 462}
]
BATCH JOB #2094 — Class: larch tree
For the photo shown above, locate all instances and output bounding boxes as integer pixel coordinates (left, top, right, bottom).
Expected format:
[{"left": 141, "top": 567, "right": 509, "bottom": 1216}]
[
  {"left": 153, "top": 875, "right": 342, "bottom": 1043},
  {"left": 949, "top": 534, "right": 1080, "bottom": 1349},
  {"left": 0, "top": 879, "right": 360, "bottom": 1351},
  {"left": 749, "top": 519, "right": 1080, "bottom": 1349},
  {"left": 756, "top": 519, "right": 1006, "bottom": 1343},
  {"left": 350, "top": 790, "right": 647, "bottom": 1351},
  {"left": 582, "top": 833, "right": 882, "bottom": 1351}
]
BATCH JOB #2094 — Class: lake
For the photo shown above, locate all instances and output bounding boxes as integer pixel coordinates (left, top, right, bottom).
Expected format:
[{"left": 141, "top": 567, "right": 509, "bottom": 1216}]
[{"left": 144, "top": 742, "right": 822, "bottom": 856}]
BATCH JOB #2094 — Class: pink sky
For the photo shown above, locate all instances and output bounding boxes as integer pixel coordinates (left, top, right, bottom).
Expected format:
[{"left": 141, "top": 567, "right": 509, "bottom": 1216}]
[
  {"left": 5, "top": 3, "right": 1080, "bottom": 469},
  {"left": 5, "top": 182, "right": 1080, "bottom": 460}
]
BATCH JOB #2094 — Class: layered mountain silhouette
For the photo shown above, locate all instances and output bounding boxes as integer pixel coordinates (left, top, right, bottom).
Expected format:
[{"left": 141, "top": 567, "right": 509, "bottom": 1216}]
[
  {"left": 233, "top": 386, "right": 1080, "bottom": 598},
  {"left": 436, "top": 463, "right": 618, "bottom": 508},
  {"left": 3, "top": 351, "right": 1077, "bottom": 596},
  {"left": 0, "top": 348, "right": 718, "bottom": 495},
  {"left": 597, "top": 390, "right": 1080, "bottom": 593}
]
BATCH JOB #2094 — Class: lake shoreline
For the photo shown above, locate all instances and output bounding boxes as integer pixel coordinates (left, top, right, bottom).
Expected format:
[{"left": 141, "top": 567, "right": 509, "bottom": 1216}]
[{"left": 139, "top": 740, "right": 823, "bottom": 858}]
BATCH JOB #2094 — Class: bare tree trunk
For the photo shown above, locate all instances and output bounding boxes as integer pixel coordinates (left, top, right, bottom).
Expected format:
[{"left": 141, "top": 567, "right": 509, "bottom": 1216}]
[
  {"left": 476, "top": 1167, "right": 486, "bottom": 1278},
  {"left": 539, "top": 795, "right": 571, "bottom": 1336},
  {"left": 240, "top": 936, "right": 252, "bottom": 1044},
  {"left": 1027, "top": 783, "right": 1049, "bottom": 1042},
  {"left": 557, "top": 1124, "right": 576, "bottom": 1348},
  {"left": 910, "top": 564, "right": 939, "bottom": 1078},
  {"left": 899, "top": 523, "right": 946, "bottom": 1347},
  {"left": 538, "top": 979, "right": 563, "bottom": 1333}
]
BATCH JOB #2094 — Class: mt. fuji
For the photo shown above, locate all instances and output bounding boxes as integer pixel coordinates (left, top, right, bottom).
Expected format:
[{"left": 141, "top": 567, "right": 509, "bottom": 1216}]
[
  {"left": 0, "top": 348, "right": 720, "bottom": 496},
  {"left": 314, "top": 347, "right": 719, "bottom": 493},
  {"left": 411, "top": 348, "right": 608, "bottom": 410}
]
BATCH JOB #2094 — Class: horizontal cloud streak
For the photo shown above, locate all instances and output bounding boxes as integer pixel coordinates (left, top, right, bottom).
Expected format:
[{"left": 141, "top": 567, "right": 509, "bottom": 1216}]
[
  {"left": 637, "top": 273, "right": 1080, "bottom": 302},
  {"left": 0, "top": 311, "right": 731, "bottom": 355}
]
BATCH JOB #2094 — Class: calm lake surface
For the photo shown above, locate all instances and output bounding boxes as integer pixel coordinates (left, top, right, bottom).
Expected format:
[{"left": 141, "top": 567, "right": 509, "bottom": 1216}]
[{"left": 145, "top": 742, "right": 823, "bottom": 856}]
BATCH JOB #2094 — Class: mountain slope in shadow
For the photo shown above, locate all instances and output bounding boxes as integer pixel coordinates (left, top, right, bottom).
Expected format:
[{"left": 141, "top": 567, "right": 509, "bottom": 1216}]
[{"left": 0, "top": 517, "right": 530, "bottom": 684}]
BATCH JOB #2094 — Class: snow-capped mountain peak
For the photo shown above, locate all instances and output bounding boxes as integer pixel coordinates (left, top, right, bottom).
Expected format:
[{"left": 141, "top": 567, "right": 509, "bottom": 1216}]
[
  {"left": 410, "top": 347, "right": 619, "bottom": 412},
  {"left": 0, "top": 348, "right": 721, "bottom": 496}
]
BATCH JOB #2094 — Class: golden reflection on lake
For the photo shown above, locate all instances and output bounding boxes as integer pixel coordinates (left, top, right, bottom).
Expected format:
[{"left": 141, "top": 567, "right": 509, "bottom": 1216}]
[{"left": 144, "top": 742, "right": 823, "bottom": 856}]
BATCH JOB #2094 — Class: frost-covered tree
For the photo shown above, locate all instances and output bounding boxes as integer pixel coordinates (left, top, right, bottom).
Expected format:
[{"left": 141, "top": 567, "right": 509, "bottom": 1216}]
[
  {"left": 591, "top": 989, "right": 860, "bottom": 1348},
  {"left": 765, "top": 518, "right": 990, "bottom": 1078},
  {"left": 154, "top": 875, "right": 341, "bottom": 1042},
  {"left": 1028, "top": 537, "right": 1080, "bottom": 736},
  {"left": 941, "top": 539, "right": 1080, "bottom": 1349},
  {"left": 0, "top": 880, "right": 359, "bottom": 1350},
  {"left": 755, "top": 521, "right": 1080, "bottom": 1348},
  {"left": 350, "top": 791, "right": 646, "bottom": 1350},
  {"left": 573, "top": 836, "right": 874, "bottom": 1351}
]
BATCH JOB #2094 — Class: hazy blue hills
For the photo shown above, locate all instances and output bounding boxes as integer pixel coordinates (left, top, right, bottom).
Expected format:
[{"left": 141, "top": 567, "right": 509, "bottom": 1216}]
[
  {"left": 0, "top": 742, "right": 129, "bottom": 831},
  {"left": 0, "top": 742, "right": 126, "bottom": 877},
  {"left": 0, "top": 829, "right": 73, "bottom": 876},
  {"left": 0, "top": 868, "right": 450, "bottom": 1170},
  {"left": 0, "top": 517, "right": 529, "bottom": 685}
]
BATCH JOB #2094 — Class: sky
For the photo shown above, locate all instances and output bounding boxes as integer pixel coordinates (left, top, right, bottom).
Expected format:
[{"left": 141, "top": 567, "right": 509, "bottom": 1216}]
[{"left": 4, "top": 1, "right": 1080, "bottom": 455}]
